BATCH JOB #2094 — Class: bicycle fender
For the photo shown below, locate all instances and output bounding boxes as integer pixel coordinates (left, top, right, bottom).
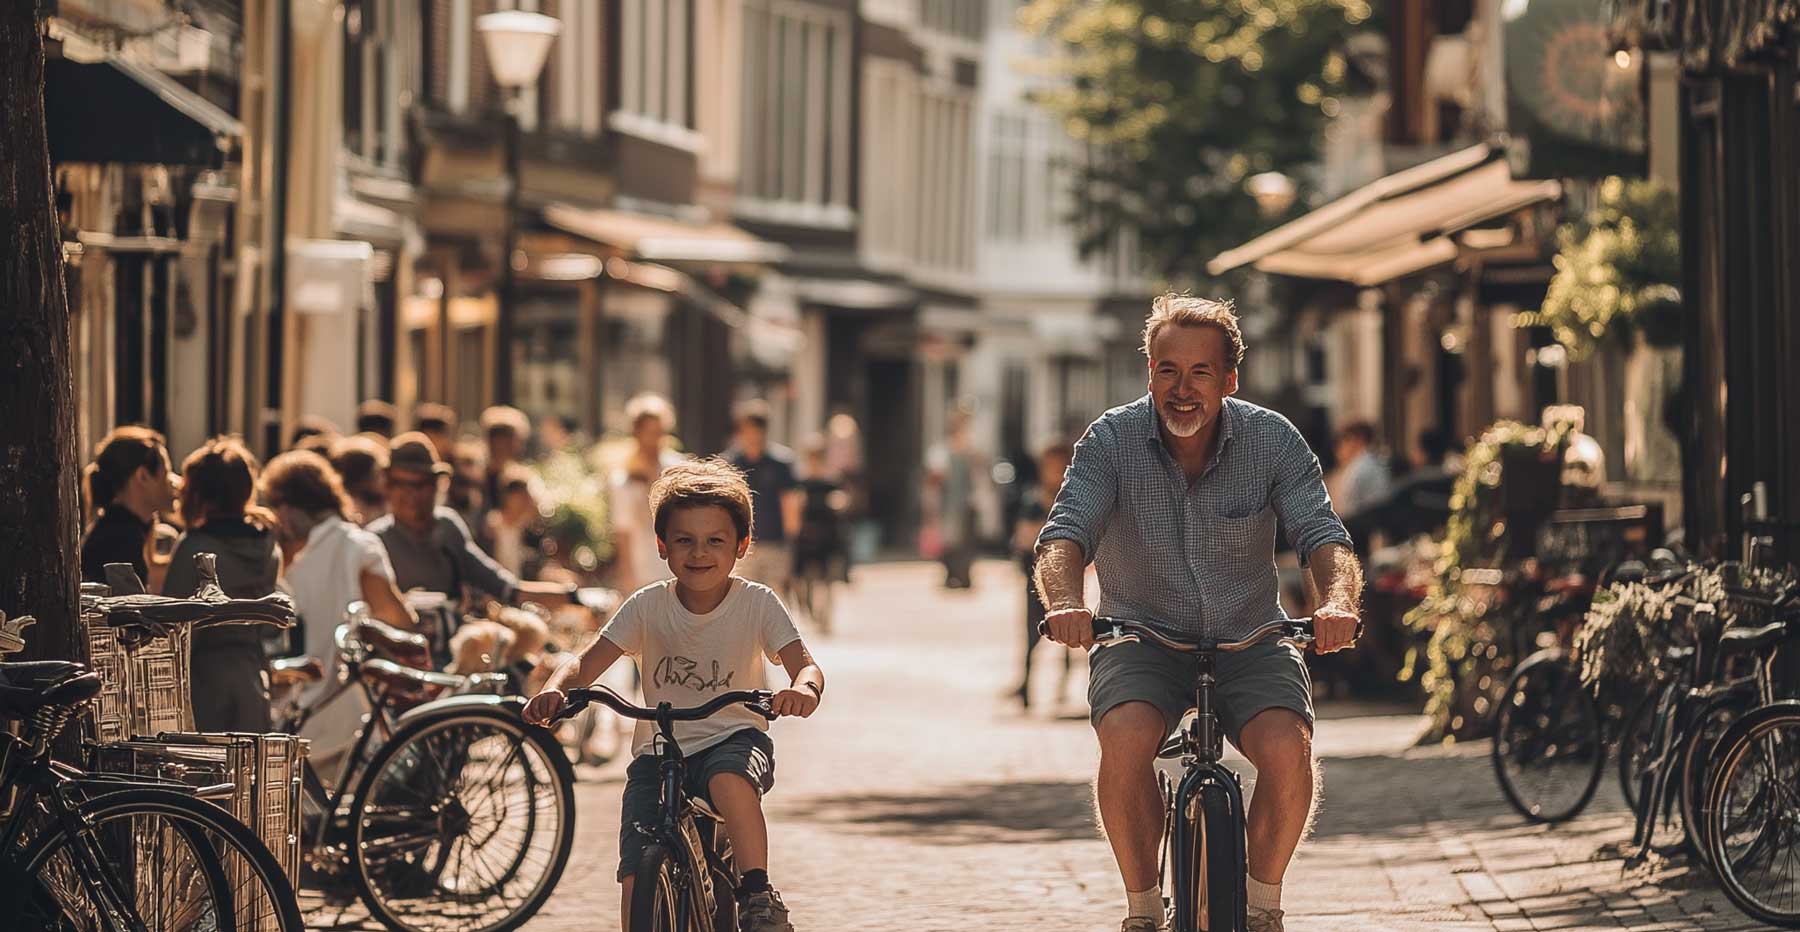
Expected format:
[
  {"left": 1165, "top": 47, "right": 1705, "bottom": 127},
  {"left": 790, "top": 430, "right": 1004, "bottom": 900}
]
[
  {"left": 392, "top": 691, "right": 527, "bottom": 730},
  {"left": 1511, "top": 646, "right": 1570, "bottom": 677}
]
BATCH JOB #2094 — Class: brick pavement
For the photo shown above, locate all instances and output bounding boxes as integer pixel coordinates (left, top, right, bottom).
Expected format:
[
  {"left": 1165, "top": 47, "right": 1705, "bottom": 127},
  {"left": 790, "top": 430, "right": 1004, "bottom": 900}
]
[{"left": 305, "top": 561, "right": 1772, "bottom": 931}]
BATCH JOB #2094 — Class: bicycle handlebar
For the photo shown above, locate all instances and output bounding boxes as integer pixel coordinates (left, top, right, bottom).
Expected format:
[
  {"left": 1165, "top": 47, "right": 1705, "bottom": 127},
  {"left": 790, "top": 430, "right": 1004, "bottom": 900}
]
[
  {"left": 541, "top": 685, "right": 777, "bottom": 727},
  {"left": 1037, "top": 615, "right": 1352, "bottom": 653}
]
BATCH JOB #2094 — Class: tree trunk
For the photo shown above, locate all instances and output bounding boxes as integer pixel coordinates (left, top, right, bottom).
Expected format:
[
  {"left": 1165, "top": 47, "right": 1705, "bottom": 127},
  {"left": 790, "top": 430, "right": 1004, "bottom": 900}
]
[{"left": 0, "top": 2, "right": 84, "bottom": 666}]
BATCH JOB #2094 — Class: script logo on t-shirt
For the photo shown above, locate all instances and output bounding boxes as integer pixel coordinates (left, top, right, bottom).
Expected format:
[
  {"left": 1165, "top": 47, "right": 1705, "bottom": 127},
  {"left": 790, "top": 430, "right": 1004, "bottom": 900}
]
[{"left": 654, "top": 655, "right": 735, "bottom": 693}]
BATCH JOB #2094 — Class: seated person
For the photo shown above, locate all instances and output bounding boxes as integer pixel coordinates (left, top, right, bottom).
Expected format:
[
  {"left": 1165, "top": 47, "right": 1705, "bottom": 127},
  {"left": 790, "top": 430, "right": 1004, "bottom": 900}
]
[
  {"left": 526, "top": 459, "right": 825, "bottom": 932},
  {"left": 367, "top": 433, "right": 572, "bottom": 660}
]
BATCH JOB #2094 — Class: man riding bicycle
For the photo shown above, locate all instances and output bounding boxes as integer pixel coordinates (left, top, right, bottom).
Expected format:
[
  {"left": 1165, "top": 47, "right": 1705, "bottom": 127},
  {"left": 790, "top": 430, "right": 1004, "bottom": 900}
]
[{"left": 1037, "top": 295, "right": 1364, "bottom": 932}]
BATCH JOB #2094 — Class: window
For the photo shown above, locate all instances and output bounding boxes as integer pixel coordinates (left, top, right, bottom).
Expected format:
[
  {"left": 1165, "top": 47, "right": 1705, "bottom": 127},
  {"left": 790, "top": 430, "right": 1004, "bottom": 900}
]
[
  {"left": 617, "top": 0, "right": 693, "bottom": 132},
  {"left": 344, "top": 0, "right": 420, "bottom": 167},
  {"left": 548, "top": 0, "right": 604, "bottom": 135},
  {"left": 738, "top": 0, "right": 853, "bottom": 225},
  {"left": 920, "top": 0, "right": 983, "bottom": 40}
]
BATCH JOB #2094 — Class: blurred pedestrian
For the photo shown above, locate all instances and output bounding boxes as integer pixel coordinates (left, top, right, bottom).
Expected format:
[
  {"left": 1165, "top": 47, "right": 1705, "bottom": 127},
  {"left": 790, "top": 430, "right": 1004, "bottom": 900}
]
[
  {"left": 414, "top": 402, "right": 458, "bottom": 462},
  {"left": 448, "top": 439, "right": 488, "bottom": 533},
  {"left": 611, "top": 393, "right": 687, "bottom": 595},
  {"left": 329, "top": 433, "right": 390, "bottom": 526},
  {"left": 80, "top": 426, "right": 180, "bottom": 590},
  {"left": 1011, "top": 436, "right": 1076, "bottom": 709},
  {"left": 480, "top": 405, "right": 532, "bottom": 525},
  {"left": 164, "top": 436, "right": 282, "bottom": 732},
  {"left": 261, "top": 450, "right": 415, "bottom": 776},
  {"left": 486, "top": 463, "right": 546, "bottom": 578},
  {"left": 356, "top": 399, "right": 398, "bottom": 438},
  {"left": 1327, "top": 421, "right": 1391, "bottom": 517},
  {"left": 289, "top": 415, "right": 341, "bottom": 453},
  {"left": 791, "top": 437, "right": 849, "bottom": 630},
  {"left": 924, "top": 410, "right": 986, "bottom": 590},
  {"left": 723, "top": 399, "right": 799, "bottom": 593},
  {"left": 537, "top": 413, "right": 576, "bottom": 457}
]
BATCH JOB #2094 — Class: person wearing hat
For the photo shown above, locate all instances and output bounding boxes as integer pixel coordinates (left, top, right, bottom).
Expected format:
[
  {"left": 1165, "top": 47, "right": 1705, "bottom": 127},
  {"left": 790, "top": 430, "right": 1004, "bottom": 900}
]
[{"left": 367, "top": 432, "right": 575, "bottom": 616}]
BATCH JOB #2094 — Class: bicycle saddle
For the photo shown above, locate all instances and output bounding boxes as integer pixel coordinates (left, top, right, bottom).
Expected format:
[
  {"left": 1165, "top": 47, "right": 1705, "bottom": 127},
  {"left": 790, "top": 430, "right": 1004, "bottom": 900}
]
[
  {"left": 269, "top": 655, "right": 325, "bottom": 686},
  {"left": 0, "top": 662, "right": 103, "bottom": 717},
  {"left": 356, "top": 618, "right": 431, "bottom": 669},
  {"left": 1718, "top": 621, "right": 1790, "bottom": 654}
]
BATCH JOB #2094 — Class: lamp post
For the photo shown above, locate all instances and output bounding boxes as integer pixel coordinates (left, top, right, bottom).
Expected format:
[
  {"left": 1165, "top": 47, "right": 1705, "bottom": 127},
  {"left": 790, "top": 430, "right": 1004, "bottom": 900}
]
[{"left": 477, "top": 10, "right": 560, "bottom": 404}]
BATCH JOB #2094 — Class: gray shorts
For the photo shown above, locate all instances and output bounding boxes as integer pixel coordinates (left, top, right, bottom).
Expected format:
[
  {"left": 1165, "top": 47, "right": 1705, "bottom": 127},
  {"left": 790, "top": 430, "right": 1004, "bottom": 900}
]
[
  {"left": 618, "top": 728, "right": 775, "bottom": 880},
  {"left": 1087, "top": 636, "right": 1314, "bottom": 746}
]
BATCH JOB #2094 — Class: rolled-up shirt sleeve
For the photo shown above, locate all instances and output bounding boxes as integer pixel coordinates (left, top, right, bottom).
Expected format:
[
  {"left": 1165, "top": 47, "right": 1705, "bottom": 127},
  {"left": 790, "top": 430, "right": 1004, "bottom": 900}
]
[
  {"left": 441, "top": 510, "right": 521, "bottom": 602},
  {"left": 1036, "top": 419, "right": 1119, "bottom": 563},
  {"left": 1272, "top": 425, "right": 1353, "bottom": 564}
]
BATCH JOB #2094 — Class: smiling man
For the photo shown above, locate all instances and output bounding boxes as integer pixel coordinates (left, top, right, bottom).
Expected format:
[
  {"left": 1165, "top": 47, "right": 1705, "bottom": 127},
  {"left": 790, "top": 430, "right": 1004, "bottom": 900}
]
[{"left": 1036, "top": 294, "right": 1364, "bottom": 932}]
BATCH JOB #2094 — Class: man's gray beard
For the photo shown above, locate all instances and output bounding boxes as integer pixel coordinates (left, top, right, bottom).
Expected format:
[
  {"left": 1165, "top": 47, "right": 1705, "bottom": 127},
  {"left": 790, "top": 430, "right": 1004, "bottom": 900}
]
[{"left": 1161, "top": 407, "right": 1203, "bottom": 438}]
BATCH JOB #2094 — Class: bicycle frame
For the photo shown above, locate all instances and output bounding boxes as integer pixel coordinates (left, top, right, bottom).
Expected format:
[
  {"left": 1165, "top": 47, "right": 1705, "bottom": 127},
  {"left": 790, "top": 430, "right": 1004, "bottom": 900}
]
[{"left": 636, "top": 718, "right": 737, "bottom": 928}]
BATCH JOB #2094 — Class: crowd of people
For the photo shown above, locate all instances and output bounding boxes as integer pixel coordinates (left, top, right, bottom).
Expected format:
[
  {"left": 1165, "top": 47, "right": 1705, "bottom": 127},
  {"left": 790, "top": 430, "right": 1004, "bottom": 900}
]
[{"left": 73, "top": 396, "right": 862, "bottom": 761}]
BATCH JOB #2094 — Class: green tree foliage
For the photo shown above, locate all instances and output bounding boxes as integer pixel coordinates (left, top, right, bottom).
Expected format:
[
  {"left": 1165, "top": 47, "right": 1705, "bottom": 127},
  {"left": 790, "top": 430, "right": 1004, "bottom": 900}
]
[
  {"left": 1019, "top": 0, "right": 1373, "bottom": 280},
  {"left": 1516, "top": 176, "right": 1680, "bottom": 358}
]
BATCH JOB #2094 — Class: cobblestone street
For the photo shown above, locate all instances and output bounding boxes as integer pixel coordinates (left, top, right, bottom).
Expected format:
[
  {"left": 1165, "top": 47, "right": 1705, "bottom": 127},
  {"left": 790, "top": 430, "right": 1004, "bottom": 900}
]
[{"left": 314, "top": 561, "right": 1769, "bottom": 931}]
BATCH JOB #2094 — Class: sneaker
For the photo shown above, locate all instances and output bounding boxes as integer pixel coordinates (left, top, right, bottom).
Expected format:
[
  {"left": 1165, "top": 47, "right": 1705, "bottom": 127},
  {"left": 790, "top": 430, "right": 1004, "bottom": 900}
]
[
  {"left": 738, "top": 889, "right": 794, "bottom": 932},
  {"left": 1120, "top": 919, "right": 1162, "bottom": 932},
  {"left": 1247, "top": 905, "right": 1285, "bottom": 932}
]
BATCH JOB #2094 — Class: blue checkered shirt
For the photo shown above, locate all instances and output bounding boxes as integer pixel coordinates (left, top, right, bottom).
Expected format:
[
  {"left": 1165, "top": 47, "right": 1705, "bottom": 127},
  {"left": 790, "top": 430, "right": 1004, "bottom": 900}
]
[{"left": 1037, "top": 395, "right": 1352, "bottom": 640}]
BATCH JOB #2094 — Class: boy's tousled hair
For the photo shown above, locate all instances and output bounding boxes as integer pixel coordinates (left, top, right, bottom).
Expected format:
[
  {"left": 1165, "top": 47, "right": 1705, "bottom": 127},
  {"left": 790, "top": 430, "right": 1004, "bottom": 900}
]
[{"left": 649, "top": 458, "right": 755, "bottom": 543}]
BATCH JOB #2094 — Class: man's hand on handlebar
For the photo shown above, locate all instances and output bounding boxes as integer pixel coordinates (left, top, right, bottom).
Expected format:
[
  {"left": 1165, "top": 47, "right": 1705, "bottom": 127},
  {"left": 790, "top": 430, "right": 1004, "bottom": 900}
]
[
  {"left": 522, "top": 688, "right": 566, "bottom": 727},
  {"left": 1313, "top": 602, "right": 1361, "bottom": 654},
  {"left": 1044, "top": 607, "right": 1097, "bottom": 650}
]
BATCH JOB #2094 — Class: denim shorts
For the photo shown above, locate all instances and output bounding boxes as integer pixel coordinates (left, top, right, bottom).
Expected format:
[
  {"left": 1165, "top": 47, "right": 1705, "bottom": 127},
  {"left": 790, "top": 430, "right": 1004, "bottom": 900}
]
[
  {"left": 1087, "top": 636, "right": 1314, "bottom": 746},
  {"left": 618, "top": 727, "right": 776, "bottom": 880}
]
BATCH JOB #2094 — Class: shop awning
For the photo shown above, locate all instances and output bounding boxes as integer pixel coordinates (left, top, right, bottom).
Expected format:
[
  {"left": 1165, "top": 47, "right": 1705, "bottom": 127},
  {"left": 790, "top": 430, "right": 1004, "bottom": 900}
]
[
  {"left": 1207, "top": 145, "right": 1561, "bottom": 287},
  {"left": 542, "top": 203, "right": 789, "bottom": 265},
  {"left": 45, "top": 56, "right": 241, "bottom": 167}
]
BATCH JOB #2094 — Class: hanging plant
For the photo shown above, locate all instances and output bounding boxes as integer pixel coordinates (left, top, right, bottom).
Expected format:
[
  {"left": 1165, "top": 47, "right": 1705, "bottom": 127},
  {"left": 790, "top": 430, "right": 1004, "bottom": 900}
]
[
  {"left": 1400, "top": 414, "right": 1578, "bottom": 741},
  {"left": 1515, "top": 176, "right": 1680, "bottom": 359}
]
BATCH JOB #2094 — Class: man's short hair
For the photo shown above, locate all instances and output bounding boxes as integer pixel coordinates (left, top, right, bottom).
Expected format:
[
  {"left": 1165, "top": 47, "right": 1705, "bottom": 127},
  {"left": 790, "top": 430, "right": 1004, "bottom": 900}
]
[
  {"left": 261, "top": 450, "right": 352, "bottom": 518},
  {"left": 479, "top": 404, "right": 531, "bottom": 439},
  {"left": 414, "top": 402, "right": 457, "bottom": 435},
  {"left": 733, "top": 398, "right": 771, "bottom": 432},
  {"left": 356, "top": 399, "right": 398, "bottom": 436},
  {"left": 1142, "top": 293, "right": 1247, "bottom": 370},
  {"left": 625, "top": 392, "right": 677, "bottom": 432},
  {"left": 289, "top": 415, "right": 341, "bottom": 450},
  {"left": 650, "top": 458, "right": 755, "bottom": 544},
  {"left": 329, "top": 434, "right": 390, "bottom": 493}
]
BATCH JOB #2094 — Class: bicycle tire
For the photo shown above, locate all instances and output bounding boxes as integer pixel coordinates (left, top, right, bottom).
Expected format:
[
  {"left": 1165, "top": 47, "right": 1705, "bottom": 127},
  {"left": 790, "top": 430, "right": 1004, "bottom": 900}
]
[
  {"left": 1184, "top": 780, "right": 1244, "bottom": 932},
  {"left": 1617, "top": 686, "right": 1660, "bottom": 810},
  {"left": 1491, "top": 651, "right": 1605, "bottom": 823},
  {"left": 1678, "top": 694, "right": 1749, "bottom": 869},
  {"left": 630, "top": 843, "right": 685, "bottom": 932},
  {"left": 1702, "top": 701, "right": 1800, "bottom": 928},
  {"left": 350, "top": 709, "right": 578, "bottom": 932},
  {"left": 20, "top": 786, "right": 305, "bottom": 932}
]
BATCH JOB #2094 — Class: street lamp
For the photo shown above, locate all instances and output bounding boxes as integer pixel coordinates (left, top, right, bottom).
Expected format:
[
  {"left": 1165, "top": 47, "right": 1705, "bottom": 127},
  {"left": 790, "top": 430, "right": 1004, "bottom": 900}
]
[{"left": 477, "top": 10, "right": 560, "bottom": 404}]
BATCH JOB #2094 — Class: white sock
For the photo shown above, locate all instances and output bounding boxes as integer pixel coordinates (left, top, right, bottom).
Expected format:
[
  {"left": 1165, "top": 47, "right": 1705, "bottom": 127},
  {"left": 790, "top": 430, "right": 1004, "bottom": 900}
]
[
  {"left": 1126, "top": 885, "right": 1163, "bottom": 920},
  {"left": 1246, "top": 875, "right": 1282, "bottom": 911}
]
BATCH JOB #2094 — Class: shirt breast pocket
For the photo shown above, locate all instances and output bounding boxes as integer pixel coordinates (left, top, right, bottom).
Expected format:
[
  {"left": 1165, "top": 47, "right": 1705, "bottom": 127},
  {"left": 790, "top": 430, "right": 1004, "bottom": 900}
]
[{"left": 1210, "top": 507, "right": 1274, "bottom": 557}]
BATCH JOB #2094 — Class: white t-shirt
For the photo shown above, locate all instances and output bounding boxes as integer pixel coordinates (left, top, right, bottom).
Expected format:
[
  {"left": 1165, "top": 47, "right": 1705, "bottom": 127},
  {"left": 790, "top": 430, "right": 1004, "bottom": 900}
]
[
  {"left": 279, "top": 515, "right": 396, "bottom": 765},
  {"left": 600, "top": 577, "right": 801, "bottom": 757}
]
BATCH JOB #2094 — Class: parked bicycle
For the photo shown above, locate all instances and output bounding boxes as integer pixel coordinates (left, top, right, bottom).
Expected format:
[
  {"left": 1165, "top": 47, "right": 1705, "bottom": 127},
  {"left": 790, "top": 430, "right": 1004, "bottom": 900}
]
[
  {"left": 1039, "top": 615, "right": 1327, "bottom": 932},
  {"left": 539, "top": 684, "right": 777, "bottom": 932},
  {"left": 273, "top": 604, "right": 578, "bottom": 932},
  {"left": 0, "top": 660, "right": 304, "bottom": 932}
]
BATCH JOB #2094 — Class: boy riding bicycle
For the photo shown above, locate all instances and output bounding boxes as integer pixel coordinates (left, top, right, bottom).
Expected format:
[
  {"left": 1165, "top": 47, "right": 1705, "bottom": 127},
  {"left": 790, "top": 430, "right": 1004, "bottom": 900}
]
[{"left": 525, "top": 459, "right": 825, "bottom": 932}]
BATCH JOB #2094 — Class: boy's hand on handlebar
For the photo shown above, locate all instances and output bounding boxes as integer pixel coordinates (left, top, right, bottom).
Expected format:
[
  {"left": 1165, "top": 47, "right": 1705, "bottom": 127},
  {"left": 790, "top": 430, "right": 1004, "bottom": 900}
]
[
  {"left": 522, "top": 688, "right": 566, "bottom": 727},
  {"left": 771, "top": 686, "right": 820, "bottom": 718},
  {"left": 1044, "top": 607, "right": 1096, "bottom": 650},
  {"left": 1313, "top": 603, "right": 1360, "bottom": 654}
]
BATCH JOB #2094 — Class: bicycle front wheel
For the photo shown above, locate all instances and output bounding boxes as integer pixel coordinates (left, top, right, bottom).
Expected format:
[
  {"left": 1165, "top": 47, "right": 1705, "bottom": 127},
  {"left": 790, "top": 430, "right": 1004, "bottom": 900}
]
[
  {"left": 22, "top": 786, "right": 304, "bottom": 932},
  {"left": 350, "top": 709, "right": 577, "bottom": 932},
  {"left": 629, "top": 844, "right": 685, "bottom": 932},
  {"left": 1702, "top": 702, "right": 1800, "bottom": 927},
  {"left": 1491, "top": 652, "right": 1604, "bottom": 823}
]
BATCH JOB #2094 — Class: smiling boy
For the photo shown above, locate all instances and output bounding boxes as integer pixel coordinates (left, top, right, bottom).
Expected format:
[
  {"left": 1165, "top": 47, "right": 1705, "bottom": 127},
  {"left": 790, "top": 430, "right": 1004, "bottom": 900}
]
[{"left": 525, "top": 459, "right": 824, "bottom": 932}]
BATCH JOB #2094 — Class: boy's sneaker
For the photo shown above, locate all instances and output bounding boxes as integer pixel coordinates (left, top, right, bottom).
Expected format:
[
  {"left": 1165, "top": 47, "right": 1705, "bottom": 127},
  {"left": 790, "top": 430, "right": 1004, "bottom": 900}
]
[
  {"left": 1120, "top": 918, "right": 1162, "bottom": 932},
  {"left": 738, "top": 889, "right": 794, "bottom": 932},
  {"left": 1246, "top": 905, "right": 1285, "bottom": 932}
]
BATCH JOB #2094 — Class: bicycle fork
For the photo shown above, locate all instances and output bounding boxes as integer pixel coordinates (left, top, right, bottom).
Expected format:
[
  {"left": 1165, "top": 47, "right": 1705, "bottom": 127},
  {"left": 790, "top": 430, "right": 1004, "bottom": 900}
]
[{"left": 47, "top": 789, "right": 154, "bottom": 932}]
